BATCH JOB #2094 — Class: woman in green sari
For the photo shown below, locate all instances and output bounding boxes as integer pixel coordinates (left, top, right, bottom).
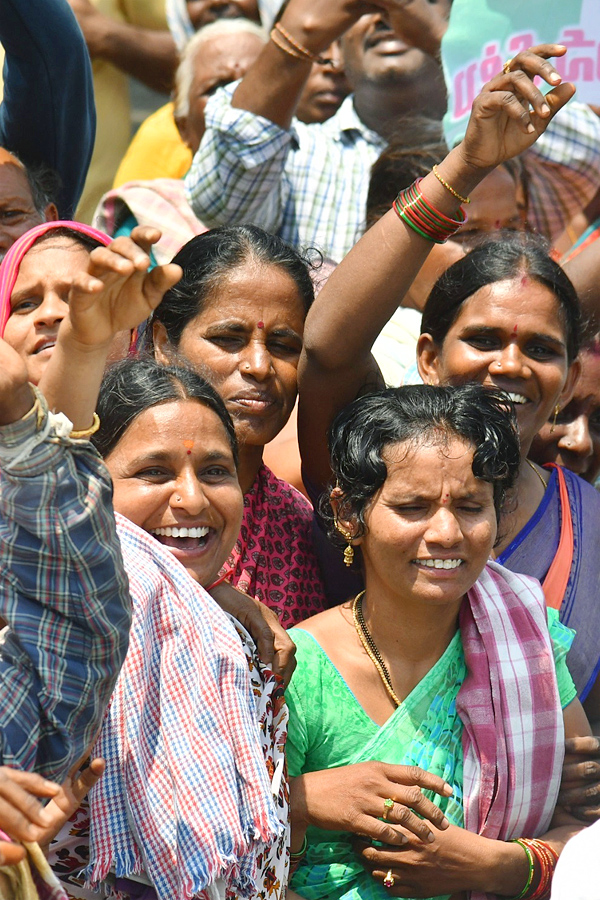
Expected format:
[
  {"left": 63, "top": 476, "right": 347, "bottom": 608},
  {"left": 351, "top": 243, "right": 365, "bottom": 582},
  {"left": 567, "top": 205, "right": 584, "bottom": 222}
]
[{"left": 286, "top": 384, "right": 590, "bottom": 900}]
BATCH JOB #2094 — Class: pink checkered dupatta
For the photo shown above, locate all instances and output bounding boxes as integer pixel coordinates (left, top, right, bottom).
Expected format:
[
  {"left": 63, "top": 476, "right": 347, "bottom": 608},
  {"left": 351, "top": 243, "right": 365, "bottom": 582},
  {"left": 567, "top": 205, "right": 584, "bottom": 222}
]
[
  {"left": 458, "top": 561, "right": 564, "bottom": 900},
  {"left": 87, "top": 515, "right": 281, "bottom": 900}
]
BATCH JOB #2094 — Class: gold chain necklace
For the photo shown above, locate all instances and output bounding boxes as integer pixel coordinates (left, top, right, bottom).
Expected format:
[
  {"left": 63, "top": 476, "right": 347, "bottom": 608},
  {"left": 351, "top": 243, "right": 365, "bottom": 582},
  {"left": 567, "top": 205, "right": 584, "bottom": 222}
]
[
  {"left": 526, "top": 458, "right": 548, "bottom": 491},
  {"left": 352, "top": 591, "right": 401, "bottom": 707}
]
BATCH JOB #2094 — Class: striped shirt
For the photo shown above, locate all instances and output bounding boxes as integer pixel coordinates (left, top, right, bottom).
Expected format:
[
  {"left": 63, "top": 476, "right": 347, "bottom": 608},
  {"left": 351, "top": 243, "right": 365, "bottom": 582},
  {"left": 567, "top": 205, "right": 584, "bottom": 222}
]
[
  {"left": 0, "top": 397, "right": 131, "bottom": 780},
  {"left": 185, "top": 88, "right": 600, "bottom": 259}
]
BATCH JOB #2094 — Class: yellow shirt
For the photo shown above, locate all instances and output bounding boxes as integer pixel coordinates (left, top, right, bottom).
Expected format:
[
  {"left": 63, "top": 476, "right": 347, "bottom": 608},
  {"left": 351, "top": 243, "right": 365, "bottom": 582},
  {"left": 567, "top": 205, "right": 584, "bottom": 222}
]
[
  {"left": 76, "top": 0, "right": 168, "bottom": 223},
  {"left": 113, "top": 102, "right": 192, "bottom": 187}
]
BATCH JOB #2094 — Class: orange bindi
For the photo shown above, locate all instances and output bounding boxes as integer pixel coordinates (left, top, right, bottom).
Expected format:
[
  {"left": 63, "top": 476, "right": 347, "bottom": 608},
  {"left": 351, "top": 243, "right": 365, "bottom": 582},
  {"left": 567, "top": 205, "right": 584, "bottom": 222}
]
[{"left": 183, "top": 440, "right": 194, "bottom": 455}]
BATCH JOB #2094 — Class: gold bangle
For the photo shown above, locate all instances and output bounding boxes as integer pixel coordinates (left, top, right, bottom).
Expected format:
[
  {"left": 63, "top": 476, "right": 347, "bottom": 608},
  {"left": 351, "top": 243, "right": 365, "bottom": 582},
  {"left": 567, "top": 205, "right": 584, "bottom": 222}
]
[
  {"left": 272, "top": 22, "right": 335, "bottom": 67},
  {"left": 432, "top": 165, "right": 471, "bottom": 204},
  {"left": 270, "top": 28, "right": 308, "bottom": 62},
  {"left": 70, "top": 412, "right": 100, "bottom": 439}
]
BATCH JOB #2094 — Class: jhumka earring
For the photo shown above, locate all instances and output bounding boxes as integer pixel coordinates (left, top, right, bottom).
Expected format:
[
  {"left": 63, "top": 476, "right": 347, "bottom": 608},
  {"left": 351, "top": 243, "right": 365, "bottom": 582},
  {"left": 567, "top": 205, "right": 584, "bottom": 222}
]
[
  {"left": 336, "top": 522, "right": 355, "bottom": 567},
  {"left": 550, "top": 405, "right": 560, "bottom": 434}
]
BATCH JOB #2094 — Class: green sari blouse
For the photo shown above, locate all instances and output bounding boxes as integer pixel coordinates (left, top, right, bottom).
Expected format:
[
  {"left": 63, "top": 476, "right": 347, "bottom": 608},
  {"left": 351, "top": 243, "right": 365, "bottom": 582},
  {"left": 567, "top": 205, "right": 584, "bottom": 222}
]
[{"left": 286, "top": 609, "right": 575, "bottom": 900}]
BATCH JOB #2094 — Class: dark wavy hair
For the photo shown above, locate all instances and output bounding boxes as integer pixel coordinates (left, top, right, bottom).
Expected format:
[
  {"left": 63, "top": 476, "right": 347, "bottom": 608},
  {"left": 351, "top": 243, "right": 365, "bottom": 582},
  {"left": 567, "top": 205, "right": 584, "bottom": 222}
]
[
  {"left": 421, "top": 232, "right": 581, "bottom": 362},
  {"left": 323, "top": 383, "right": 521, "bottom": 548},
  {"left": 91, "top": 357, "right": 238, "bottom": 465},
  {"left": 150, "top": 224, "right": 315, "bottom": 348}
]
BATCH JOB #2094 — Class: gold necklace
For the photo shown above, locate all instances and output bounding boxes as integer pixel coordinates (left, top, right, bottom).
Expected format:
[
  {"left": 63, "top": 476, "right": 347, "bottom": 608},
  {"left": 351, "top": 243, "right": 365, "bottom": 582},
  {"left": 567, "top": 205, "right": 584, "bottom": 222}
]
[
  {"left": 526, "top": 458, "right": 548, "bottom": 491},
  {"left": 352, "top": 591, "right": 401, "bottom": 707}
]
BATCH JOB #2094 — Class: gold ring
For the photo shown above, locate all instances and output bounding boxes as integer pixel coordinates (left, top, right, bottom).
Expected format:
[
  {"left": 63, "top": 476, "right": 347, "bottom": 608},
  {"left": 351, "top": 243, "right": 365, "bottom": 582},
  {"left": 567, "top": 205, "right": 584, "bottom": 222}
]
[
  {"left": 383, "top": 869, "right": 395, "bottom": 888},
  {"left": 502, "top": 57, "right": 513, "bottom": 75},
  {"left": 382, "top": 797, "right": 394, "bottom": 820}
]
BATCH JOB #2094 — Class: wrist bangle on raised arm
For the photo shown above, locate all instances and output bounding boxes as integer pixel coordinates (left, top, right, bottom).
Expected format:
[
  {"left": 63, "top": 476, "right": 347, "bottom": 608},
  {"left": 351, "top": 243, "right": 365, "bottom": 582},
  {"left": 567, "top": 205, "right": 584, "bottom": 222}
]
[
  {"left": 393, "top": 177, "right": 467, "bottom": 243},
  {"left": 432, "top": 164, "right": 471, "bottom": 204},
  {"left": 270, "top": 23, "right": 336, "bottom": 67},
  {"left": 70, "top": 412, "right": 101, "bottom": 440}
]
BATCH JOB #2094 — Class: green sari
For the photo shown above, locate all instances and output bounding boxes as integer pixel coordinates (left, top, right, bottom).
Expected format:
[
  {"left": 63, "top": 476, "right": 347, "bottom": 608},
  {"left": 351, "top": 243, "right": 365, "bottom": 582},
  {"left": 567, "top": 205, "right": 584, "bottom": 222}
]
[{"left": 286, "top": 612, "right": 575, "bottom": 900}]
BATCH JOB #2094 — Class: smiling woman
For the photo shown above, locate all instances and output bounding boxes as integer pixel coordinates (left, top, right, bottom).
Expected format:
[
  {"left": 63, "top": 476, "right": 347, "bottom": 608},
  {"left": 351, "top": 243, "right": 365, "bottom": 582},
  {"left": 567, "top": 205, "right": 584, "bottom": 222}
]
[{"left": 286, "top": 384, "right": 590, "bottom": 900}]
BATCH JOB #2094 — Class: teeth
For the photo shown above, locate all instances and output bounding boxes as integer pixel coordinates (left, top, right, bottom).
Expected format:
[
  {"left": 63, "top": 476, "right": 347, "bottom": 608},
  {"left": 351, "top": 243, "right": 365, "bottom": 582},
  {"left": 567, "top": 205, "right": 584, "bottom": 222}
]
[
  {"left": 506, "top": 392, "right": 528, "bottom": 405},
  {"left": 415, "top": 558, "right": 463, "bottom": 569},
  {"left": 151, "top": 526, "right": 209, "bottom": 538}
]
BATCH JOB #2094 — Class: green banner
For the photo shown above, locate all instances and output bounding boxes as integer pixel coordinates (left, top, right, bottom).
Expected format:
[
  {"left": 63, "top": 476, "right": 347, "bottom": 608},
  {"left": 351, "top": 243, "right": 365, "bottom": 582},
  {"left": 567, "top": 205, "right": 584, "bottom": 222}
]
[{"left": 441, "top": 0, "right": 596, "bottom": 146}]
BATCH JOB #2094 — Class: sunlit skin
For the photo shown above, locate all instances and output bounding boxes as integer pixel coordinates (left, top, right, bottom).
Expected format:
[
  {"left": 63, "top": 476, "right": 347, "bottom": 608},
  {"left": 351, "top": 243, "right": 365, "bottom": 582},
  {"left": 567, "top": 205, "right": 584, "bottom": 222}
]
[
  {"left": 351, "top": 438, "right": 497, "bottom": 616},
  {"left": 153, "top": 261, "right": 305, "bottom": 492},
  {"left": 105, "top": 399, "right": 244, "bottom": 587},
  {"left": 404, "top": 169, "right": 525, "bottom": 312},
  {"left": 2, "top": 239, "right": 92, "bottom": 385},
  {"left": 175, "top": 31, "right": 264, "bottom": 154},
  {"left": 0, "top": 149, "right": 58, "bottom": 262},
  {"left": 296, "top": 43, "right": 350, "bottom": 124},
  {"left": 175, "top": 32, "right": 264, "bottom": 153},
  {"left": 531, "top": 348, "right": 600, "bottom": 483},
  {"left": 417, "top": 278, "right": 580, "bottom": 455}
]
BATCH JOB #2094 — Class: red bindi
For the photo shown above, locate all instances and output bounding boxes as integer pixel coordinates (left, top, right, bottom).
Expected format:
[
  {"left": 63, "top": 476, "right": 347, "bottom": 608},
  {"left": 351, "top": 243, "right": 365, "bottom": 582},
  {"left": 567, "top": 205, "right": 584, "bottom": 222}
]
[
  {"left": 512, "top": 324, "right": 518, "bottom": 334},
  {"left": 183, "top": 440, "right": 194, "bottom": 455},
  {"left": 257, "top": 321, "right": 264, "bottom": 329},
  {"left": 520, "top": 274, "right": 529, "bottom": 287}
]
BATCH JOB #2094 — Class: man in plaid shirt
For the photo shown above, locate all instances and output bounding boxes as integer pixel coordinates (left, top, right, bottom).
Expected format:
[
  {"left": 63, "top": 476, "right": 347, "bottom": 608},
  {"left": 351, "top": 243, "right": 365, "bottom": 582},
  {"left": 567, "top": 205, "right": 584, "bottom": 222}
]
[
  {"left": 185, "top": 0, "right": 600, "bottom": 260},
  {"left": 0, "top": 340, "right": 131, "bottom": 782}
]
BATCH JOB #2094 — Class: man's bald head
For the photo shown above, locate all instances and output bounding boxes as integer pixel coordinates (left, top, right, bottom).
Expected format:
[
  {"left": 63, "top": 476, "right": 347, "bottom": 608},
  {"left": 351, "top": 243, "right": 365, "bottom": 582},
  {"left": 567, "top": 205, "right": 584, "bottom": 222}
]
[{"left": 0, "top": 148, "right": 58, "bottom": 261}]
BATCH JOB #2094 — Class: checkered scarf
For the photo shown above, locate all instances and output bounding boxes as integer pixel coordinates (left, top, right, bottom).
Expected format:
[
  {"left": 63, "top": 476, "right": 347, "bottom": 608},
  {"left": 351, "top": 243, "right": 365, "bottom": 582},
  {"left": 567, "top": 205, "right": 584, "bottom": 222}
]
[
  {"left": 459, "top": 561, "right": 564, "bottom": 899},
  {"left": 86, "top": 515, "right": 281, "bottom": 900}
]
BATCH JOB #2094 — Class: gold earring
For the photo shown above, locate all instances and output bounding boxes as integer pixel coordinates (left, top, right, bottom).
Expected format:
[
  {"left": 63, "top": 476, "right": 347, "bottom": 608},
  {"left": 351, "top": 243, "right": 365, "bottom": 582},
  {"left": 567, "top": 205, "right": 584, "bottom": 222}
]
[
  {"left": 550, "top": 405, "right": 560, "bottom": 433},
  {"left": 336, "top": 522, "right": 355, "bottom": 567}
]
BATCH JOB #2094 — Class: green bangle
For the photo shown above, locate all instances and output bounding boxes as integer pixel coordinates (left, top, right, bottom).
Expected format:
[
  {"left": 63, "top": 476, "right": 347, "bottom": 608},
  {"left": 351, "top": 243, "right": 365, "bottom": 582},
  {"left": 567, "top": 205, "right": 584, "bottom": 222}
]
[
  {"left": 396, "top": 208, "right": 437, "bottom": 243},
  {"left": 290, "top": 835, "right": 308, "bottom": 859},
  {"left": 511, "top": 839, "right": 536, "bottom": 900}
]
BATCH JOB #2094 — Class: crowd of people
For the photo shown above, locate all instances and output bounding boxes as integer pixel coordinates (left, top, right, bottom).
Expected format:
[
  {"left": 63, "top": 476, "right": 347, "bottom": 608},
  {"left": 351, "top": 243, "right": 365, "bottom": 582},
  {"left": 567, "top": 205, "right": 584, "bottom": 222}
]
[{"left": 1, "top": 0, "right": 600, "bottom": 898}]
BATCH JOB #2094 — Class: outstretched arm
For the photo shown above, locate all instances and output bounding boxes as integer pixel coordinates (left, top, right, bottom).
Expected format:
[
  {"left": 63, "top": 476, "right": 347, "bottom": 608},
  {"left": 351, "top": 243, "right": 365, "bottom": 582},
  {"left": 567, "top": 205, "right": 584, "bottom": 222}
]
[
  {"left": 0, "top": 0, "right": 95, "bottom": 217},
  {"left": 0, "top": 341, "right": 131, "bottom": 780},
  {"left": 298, "top": 45, "right": 575, "bottom": 487}
]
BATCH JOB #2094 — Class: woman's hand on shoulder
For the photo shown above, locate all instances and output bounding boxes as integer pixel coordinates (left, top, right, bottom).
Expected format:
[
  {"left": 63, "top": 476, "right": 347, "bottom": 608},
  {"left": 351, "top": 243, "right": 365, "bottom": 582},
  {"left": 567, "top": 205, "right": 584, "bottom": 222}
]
[
  {"left": 291, "top": 761, "right": 452, "bottom": 847},
  {"left": 66, "top": 226, "right": 182, "bottom": 349},
  {"left": 209, "top": 582, "right": 296, "bottom": 687},
  {"left": 459, "top": 44, "right": 575, "bottom": 171}
]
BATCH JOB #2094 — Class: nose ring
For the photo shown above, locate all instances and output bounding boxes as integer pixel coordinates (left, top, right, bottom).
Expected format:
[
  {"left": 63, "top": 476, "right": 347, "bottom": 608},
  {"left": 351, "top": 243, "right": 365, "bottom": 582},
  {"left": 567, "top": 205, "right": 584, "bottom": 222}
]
[{"left": 175, "top": 494, "right": 182, "bottom": 502}]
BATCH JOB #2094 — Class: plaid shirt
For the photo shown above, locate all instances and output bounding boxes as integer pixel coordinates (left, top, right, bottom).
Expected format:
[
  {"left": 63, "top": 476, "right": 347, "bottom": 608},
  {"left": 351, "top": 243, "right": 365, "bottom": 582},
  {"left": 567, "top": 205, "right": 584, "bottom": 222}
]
[
  {"left": 186, "top": 88, "right": 600, "bottom": 259},
  {"left": 0, "top": 398, "right": 131, "bottom": 780}
]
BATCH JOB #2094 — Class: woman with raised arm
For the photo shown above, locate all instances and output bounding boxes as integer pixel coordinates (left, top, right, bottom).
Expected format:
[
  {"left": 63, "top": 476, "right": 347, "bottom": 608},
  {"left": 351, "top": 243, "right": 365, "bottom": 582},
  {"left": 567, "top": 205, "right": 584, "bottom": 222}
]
[{"left": 297, "top": 47, "right": 600, "bottom": 725}]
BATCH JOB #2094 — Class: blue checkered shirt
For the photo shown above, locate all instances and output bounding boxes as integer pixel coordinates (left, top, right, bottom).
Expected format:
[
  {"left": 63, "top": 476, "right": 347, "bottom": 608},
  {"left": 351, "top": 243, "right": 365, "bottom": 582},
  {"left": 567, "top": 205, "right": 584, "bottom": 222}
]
[
  {"left": 0, "top": 399, "right": 131, "bottom": 780},
  {"left": 185, "top": 88, "right": 600, "bottom": 259}
]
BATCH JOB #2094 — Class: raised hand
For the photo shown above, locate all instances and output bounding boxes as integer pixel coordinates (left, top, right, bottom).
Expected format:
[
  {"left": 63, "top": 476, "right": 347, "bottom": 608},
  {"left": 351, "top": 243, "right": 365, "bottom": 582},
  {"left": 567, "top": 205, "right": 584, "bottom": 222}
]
[
  {"left": 459, "top": 44, "right": 576, "bottom": 171},
  {"left": 66, "top": 226, "right": 182, "bottom": 350}
]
